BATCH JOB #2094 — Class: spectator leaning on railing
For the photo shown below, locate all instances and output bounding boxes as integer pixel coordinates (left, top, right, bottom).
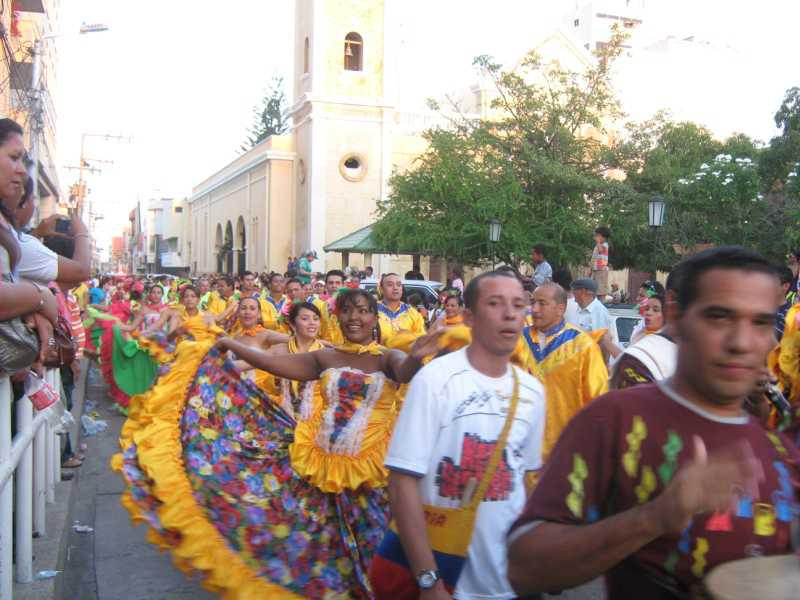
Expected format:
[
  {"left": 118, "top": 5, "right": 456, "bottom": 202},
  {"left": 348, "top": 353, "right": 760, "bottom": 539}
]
[{"left": 0, "top": 118, "right": 59, "bottom": 380}]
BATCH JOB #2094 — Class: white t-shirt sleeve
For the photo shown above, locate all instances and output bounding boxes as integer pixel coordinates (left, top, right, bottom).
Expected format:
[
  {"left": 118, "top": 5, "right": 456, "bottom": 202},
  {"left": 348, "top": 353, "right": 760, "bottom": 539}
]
[
  {"left": 17, "top": 233, "right": 58, "bottom": 284},
  {"left": 385, "top": 363, "right": 443, "bottom": 477}
]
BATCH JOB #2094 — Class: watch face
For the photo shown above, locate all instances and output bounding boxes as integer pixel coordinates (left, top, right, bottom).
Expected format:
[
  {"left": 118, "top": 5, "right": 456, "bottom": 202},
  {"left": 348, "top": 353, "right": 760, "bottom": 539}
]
[{"left": 418, "top": 571, "right": 437, "bottom": 588}]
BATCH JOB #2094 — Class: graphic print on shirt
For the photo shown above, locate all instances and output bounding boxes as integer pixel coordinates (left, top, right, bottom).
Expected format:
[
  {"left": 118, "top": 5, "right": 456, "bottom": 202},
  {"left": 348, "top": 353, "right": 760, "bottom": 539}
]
[{"left": 436, "top": 433, "right": 513, "bottom": 502}]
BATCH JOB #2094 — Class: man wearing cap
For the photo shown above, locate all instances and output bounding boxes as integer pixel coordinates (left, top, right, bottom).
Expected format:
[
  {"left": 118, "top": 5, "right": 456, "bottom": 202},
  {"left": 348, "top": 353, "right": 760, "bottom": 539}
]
[
  {"left": 297, "top": 250, "right": 316, "bottom": 286},
  {"left": 521, "top": 282, "right": 608, "bottom": 463},
  {"left": 570, "top": 278, "right": 611, "bottom": 334}
]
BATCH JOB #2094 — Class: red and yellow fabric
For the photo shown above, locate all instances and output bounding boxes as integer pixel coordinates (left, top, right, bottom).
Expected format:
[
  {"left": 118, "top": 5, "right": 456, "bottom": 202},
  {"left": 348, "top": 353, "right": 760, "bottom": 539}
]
[
  {"left": 377, "top": 302, "right": 426, "bottom": 345},
  {"left": 520, "top": 321, "right": 608, "bottom": 461}
]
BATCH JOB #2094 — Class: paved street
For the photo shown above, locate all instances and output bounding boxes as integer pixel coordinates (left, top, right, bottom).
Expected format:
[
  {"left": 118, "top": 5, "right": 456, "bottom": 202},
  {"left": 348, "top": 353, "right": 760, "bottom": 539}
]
[{"left": 59, "top": 365, "right": 604, "bottom": 600}]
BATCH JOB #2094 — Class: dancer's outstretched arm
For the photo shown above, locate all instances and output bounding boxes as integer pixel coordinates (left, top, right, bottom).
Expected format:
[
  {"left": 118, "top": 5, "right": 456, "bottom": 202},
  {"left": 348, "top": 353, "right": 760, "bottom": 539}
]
[
  {"left": 215, "top": 337, "right": 323, "bottom": 381},
  {"left": 385, "top": 328, "right": 446, "bottom": 383}
]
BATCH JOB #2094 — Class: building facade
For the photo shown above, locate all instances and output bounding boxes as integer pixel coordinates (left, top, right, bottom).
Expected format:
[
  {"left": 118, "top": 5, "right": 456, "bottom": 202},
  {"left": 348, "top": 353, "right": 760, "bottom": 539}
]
[
  {"left": 187, "top": 0, "right": 433, "bottom": 277},
  {"left": 0, "top": 0, "right": 62, "bottom": 216}
]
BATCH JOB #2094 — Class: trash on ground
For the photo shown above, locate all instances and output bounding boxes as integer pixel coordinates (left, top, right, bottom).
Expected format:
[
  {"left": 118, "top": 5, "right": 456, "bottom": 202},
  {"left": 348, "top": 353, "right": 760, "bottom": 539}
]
[
  {"left": 35, "top": 570, "right": 60, "bottom": 580},
  {"left": 81, "top": 414, "right": 108, "bottom": 436},
  {"left": 72, "top": 522, "right": 94, "bottom": 533}
]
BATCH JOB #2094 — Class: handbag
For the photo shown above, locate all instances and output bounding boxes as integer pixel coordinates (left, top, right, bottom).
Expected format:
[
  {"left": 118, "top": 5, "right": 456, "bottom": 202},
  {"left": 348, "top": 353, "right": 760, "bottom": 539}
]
[
  {"left": 370, "top": 368, "right": 520, "bottom": 597},
  {"left": 43, "top": 314, "right": 76, "bottom": 368},
  {"left": 0, "top": 273, "right": 39, "bottom": 376}
]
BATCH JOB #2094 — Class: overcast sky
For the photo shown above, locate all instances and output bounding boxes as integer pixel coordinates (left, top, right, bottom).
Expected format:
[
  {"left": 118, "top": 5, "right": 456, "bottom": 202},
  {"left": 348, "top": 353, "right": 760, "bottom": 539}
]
[{"left": 54, "top": 1, "right": 800, "bottom": 254}]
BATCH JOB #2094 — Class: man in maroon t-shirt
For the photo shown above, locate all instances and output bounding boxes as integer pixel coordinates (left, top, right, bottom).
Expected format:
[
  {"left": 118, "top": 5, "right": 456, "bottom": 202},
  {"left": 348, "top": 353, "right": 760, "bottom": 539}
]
[{"left": 507, "top": 246, "right": 800, "bottom": 599}]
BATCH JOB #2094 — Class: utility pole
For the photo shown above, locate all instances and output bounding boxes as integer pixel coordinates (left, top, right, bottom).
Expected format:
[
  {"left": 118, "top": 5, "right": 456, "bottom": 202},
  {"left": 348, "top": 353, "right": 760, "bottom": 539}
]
[
  {"left": 28, "top": 24, "right": 108, "bottom": 215},
  {"left": 75, "top": 132, "right": 129, "bottom": 216}
]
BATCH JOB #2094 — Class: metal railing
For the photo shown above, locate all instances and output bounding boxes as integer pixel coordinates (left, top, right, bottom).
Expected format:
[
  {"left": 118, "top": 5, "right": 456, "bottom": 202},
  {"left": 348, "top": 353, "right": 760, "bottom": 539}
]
[{"left": 0, "top": 368, "right": 65, "bottom": 599}]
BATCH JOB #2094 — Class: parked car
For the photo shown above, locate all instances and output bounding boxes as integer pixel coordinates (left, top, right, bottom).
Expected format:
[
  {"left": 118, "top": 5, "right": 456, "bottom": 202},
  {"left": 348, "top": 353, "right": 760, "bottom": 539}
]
[
  {"left": 359, "top": 279, "right": 444, "bottom": 309},
  {"left": 607, "top": 304, "right": 644, "bottom": 349}
]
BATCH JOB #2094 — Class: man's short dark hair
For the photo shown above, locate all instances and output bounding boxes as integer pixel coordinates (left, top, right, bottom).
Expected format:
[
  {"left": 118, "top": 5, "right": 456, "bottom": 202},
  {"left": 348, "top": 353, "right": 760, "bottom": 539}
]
[
  {"left": 532, "top": 244, "right": 546, "bottom": 256},
  {"left": 325, "top": 269, "right": 345, "bottom": 283},
  {"left": 268, "top": 271, "right": 283, "bottom": 284},
  {"left": 463, "top": 270, "right": 518, "bottom": 311},
  {"left": 677, "top": 246, "right": 777, "bottom": 311},
  {"left": 216, "top": 275, "right": 234, "bottom": 288},
  {"left": 777, "top": 266, "right": 794, "bottom": 286},
  {"left": 285, "top": 277, "right": 302, "bottom": 288}
]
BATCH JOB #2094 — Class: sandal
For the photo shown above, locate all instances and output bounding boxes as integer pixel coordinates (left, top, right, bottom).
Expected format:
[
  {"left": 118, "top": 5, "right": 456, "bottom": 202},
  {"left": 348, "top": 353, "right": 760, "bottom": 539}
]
[{"left": 62, "top": 457, "right": 83, "bottom": 468}]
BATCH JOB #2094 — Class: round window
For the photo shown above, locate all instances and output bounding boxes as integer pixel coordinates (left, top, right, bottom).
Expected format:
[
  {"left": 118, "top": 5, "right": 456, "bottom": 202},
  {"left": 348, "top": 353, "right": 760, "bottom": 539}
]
[{"left": 339, "top": 153, "right": 367, "bottom": 182}]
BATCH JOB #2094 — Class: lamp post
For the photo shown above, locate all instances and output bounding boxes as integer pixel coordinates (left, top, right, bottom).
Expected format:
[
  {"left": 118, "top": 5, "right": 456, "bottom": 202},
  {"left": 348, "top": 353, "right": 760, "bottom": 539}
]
[
  {"left": 488, "top": 219, "right": 502, "bottom": 270},
  {"left": 648, "top": 195, "right": 666, "bottom": 280}
]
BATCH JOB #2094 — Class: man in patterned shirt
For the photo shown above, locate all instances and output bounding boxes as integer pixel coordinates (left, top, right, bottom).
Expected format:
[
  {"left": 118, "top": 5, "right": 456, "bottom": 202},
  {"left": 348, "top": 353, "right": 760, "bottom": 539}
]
[{"left": 507, "top": 246, "right": 799, "bottom": 600}]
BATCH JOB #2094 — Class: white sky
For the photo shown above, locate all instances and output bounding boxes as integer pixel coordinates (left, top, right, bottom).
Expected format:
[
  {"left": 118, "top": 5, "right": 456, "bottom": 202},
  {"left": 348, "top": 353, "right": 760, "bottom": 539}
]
[{"left": 54, "top": 0, "right": 800, "bottom": 255}]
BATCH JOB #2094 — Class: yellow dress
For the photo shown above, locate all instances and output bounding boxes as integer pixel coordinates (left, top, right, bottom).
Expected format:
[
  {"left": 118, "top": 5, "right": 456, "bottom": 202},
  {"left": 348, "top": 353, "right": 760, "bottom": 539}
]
[
  {"left": 773, "top": 303, "right": 800, "bottom": 406},
  {"left": 113, "top": 338, "right": 396, "bottom": 599},
  {"left": 290, "top": 364, "right": 402, "bottom": 494}
]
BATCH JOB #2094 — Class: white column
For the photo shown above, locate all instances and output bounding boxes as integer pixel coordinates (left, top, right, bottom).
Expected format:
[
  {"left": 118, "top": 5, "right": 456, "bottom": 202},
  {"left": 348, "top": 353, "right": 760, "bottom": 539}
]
[
  {"left": 0, "top": 377, "right": 13, "bottom": 599},
  {"left": 15, "top": 394, "right": 33, "bottom": 583}
]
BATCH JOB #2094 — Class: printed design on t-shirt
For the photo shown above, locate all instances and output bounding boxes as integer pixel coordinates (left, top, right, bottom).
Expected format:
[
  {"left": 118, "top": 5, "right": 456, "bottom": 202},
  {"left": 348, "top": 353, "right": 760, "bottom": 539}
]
[
  {"left": 435, "top": 433, "right": 512, "bottom": 502},
  {"left": 622, "top": 416, "right": 647, "bottom": 478},
  {"left": 658, "top": 430, "right": 683, "bottom": 485},
  {"left": 704, "top": 511, "right": 733, "bottom": 532},
  {"left": 634, "top": 465, "right": 657, "bottom": 503},
  {"left": 690, "top": 537, "right": 709, "bottom": 578},
  {"left": 566, "top": 453, "right": 588, "bottom": 519},
  {"left": 753, "top": 503, "right": 776, "bottom": 536},
  {"left": 766, "top": 431, "right": 787, "bottom": 456},
  {"left": 454, "top": 390, "right": 496, "bottom": 416},
  {"left": 663, "top": 551, "right": 679, "bottom": 574},
  {"left": 772, "top": 461, "right": 796, "bottom": 522}
]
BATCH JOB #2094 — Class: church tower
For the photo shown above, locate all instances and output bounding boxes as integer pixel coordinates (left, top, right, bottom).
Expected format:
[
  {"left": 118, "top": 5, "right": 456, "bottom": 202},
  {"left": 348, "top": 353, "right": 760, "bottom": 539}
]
[{"left": 291, "top": 0, "right": 397, "bottom": 270}]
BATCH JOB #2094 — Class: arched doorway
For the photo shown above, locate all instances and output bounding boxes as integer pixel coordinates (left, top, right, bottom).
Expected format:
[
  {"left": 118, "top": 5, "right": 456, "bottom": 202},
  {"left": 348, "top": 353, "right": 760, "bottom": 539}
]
[
  {"left": 215, "top": 224, "right": 223, "bottom": 273},
  {"left": 224, "top": 221, "right": 234, "bottom": 274},
  {"left": 236, "top": 216, "right": 246, "bottom": 275}
]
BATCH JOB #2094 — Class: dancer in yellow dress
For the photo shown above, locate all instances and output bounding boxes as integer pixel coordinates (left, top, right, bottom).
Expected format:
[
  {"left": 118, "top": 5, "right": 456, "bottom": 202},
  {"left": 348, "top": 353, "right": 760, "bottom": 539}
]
[{"left": 116, "top": 287, "right": 443, "bottom": 599}]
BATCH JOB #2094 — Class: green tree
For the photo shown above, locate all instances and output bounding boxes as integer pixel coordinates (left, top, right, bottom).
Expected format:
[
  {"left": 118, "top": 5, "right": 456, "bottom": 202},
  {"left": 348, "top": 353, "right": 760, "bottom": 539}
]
[
  {"left": 760, "top": 87, "right": 800, "bottom": 191},
  {"left": 241, "top": 75, "right": 288, "bottom": 152},
  {"left": 374, "top": 29, "right": 630, "bottom": 270}
]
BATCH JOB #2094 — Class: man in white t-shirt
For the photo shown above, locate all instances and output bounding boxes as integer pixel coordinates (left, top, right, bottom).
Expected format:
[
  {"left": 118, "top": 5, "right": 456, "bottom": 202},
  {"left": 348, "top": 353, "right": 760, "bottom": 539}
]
[{"left": 375, "top": 271, "right": 546, "bottom": 600}]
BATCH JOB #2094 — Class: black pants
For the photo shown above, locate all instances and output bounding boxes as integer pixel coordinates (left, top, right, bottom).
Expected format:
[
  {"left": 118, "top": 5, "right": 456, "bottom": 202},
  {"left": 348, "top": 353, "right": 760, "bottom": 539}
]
[{"left": 60, "top": 365, "right": 74, "bottom": 462}]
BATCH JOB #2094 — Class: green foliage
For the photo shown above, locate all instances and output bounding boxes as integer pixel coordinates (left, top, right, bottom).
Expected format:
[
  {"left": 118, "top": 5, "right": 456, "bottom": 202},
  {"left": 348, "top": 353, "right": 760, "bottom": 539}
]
[
  {"left": 375, "top": 28, "right": 631, "bottom": 269},
  {"left": 241, "top": 75, "right": 288, "bottom": 152},
  {"left": 375, "top": 31, "right": 800, "bottom": 271}
]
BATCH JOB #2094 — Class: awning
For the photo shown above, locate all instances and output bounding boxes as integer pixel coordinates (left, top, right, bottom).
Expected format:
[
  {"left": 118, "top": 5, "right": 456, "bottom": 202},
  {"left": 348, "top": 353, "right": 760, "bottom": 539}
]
[
  {"left": 324, "top": 224, "right": 379, "bottom": 253},
  {"left": 324, "top": 223, "right": 432, "bottom": 256}
]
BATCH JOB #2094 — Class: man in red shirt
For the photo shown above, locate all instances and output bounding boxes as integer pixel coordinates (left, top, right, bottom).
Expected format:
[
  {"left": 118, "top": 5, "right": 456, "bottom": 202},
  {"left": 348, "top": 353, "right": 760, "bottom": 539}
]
[{"left": 507, "top": 246, "right": 799, "bottom": 599}]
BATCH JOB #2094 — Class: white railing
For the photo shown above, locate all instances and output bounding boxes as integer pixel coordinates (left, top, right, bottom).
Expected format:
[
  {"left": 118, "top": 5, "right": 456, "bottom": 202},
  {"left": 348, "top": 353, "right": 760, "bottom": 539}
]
[{"left": 0, "top": 368, "right": 65, "bottom": 598}]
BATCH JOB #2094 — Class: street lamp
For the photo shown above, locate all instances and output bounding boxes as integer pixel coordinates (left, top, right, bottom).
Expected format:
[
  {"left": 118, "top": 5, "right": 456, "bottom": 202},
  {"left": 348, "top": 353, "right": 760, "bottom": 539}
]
[
  {"left": 648, "top": 195, "right": 666, "bottom": 280},
  {"left": 488, "top": 219, "right": 502, "bottom": 270}
]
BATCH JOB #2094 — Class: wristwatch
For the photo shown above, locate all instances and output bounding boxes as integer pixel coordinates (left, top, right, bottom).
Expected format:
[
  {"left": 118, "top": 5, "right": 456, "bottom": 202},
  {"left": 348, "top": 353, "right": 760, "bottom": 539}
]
[{"left": 416, "top": 569, "right": 440, "bottom": 589}]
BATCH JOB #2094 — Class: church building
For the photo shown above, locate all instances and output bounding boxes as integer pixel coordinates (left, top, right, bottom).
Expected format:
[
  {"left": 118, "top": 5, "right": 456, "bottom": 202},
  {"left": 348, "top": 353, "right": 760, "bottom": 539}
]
[{"left": 186, "top": 0, "right": 433, "bottom": 277}]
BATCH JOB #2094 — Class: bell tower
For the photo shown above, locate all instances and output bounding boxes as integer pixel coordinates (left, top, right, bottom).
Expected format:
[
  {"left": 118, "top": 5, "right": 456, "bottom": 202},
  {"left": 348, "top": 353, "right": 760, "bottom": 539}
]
[{"left": 291, "top": 0, "right": 397, "bottom": 270}]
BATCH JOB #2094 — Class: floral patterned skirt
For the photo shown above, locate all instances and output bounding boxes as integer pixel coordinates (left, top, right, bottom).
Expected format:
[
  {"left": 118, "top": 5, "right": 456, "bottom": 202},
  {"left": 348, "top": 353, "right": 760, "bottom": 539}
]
[{"left": 114, "top": 341, "right": 389, "bottom": 599}]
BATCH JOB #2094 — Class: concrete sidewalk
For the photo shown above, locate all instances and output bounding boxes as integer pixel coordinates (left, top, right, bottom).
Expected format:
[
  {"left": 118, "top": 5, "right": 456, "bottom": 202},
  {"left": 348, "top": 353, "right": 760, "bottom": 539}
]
[{"left": 57, "top": 365, "right": 214, "bottom": 600}]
